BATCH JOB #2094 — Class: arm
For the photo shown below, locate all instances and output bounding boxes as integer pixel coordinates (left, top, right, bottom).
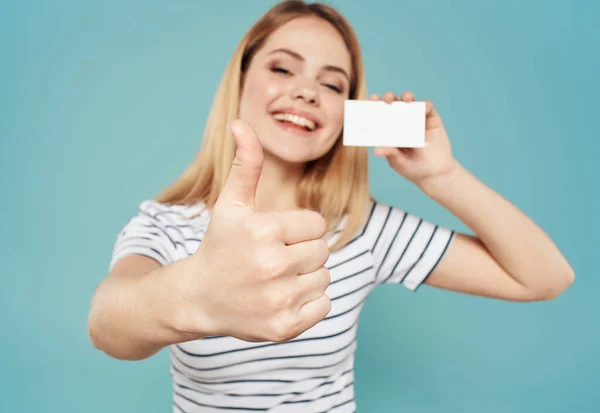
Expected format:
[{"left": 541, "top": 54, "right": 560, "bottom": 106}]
[
  {"left": 89, "top": 120, "right": 334, "bottom": 358},
  {"left": 420, "top": 164, "right": 574, "bottom": 301},
  {"left": 371, "top": 90, "right": 574, "bottom": 301},
  {"left": 87, "top": 255, "right": 203, "bottom": 361}
]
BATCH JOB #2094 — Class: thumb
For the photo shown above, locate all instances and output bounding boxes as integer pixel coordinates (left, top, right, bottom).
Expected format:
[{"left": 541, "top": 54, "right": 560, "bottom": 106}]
[
  {"left": 217, "top": 119, "right": 264, "bottom": 210},
  {"left": 374, "top": 146, "right": 399, "bottom": 157}
]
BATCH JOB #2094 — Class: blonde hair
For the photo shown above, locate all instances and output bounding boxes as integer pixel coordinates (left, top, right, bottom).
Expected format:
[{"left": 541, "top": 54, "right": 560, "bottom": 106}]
[{"left": 156, "top": 0, "right": 371, "bottom": 251}]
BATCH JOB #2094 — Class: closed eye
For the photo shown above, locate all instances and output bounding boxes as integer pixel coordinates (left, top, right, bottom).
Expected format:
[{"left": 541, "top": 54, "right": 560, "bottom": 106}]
[
  {"left": 324, "top": 84, "right": 342, "bottom": 93},
  {"left": 271, "top": 65, "right": 343, "bottom": 94},
  {"left": 271, "top": 66, "right": 291, "bottom": 75}
]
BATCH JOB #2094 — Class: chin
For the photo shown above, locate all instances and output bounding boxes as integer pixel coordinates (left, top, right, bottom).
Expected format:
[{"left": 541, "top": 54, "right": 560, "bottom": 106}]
[
  {"left": 264, "top": 145, "right": 324, "bottom": 166},
  {"left": 250, "top": 115, "right": 339, "bottom": 166}
]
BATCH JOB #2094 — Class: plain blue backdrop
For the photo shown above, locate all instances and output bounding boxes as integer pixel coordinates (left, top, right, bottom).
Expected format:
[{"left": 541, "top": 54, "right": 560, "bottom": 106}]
[{"left": 1, "top": 0, "right": 598, "bottom": 412}]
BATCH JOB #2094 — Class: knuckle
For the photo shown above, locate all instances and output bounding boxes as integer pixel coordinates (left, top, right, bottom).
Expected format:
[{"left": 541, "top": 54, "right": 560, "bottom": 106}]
[
  {"left": 322, "top": 295, "right": 332, "bottom": 314},
  {"left": 321, "top": 267, "right": 331, "bottom": 289},
  {"left": 264, "top": 286, "right": 293, "bottom": 311},
  {"left": 317, "top": 239, "right": 330, "bottom": 264},
  {"left": 261, "top": 257, "right": 290, "bottom": 279},
  {"left": 244, "top": 220, "right": 261, "bottom": 241},
  {"left": 265, "top": 218, "right": 285, "bottom": 240},
  {"left": 270, "top": 316, "right": 302, "bottom": 342},
  {"left": 265, "top": 293, "right": 284, "bottom": 311},
  {"left": 313, "top": 213, "right": 327, "bottom": 237},
  {"left": 246, "top": 218, "right": 282, "bottom": 243},
  {"left": 312, "top": 268, "right": 330, "bottom": 294},
  {"left": 313, "top": 294, "right": 331, "bottom": 320}
]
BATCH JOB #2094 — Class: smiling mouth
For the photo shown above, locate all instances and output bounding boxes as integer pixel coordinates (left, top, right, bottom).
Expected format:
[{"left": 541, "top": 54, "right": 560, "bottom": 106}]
[{"left": 272, "top": 112, "right": 318, "bottom": 131}]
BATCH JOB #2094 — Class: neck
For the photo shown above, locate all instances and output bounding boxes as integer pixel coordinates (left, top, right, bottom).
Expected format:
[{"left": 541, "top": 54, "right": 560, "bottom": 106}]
[{"left": 254, "top": 152, "right": 305, "bottom": 213}]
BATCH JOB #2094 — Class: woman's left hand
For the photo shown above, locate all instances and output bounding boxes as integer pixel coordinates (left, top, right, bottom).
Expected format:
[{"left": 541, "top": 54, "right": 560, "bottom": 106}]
[{"left": 371, "top": 91, "right": 461, "bottom": 190}]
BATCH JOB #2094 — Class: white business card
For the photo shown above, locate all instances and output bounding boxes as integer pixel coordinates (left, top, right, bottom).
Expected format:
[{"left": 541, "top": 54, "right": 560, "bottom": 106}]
[{"left": 342, "top": 100, "right": 426, "bottom": 148}]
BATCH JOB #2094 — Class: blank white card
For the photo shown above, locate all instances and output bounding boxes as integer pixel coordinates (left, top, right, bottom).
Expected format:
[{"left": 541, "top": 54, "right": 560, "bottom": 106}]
[{"left": 342, "top": 100, "right": 426, "bottom": 148}]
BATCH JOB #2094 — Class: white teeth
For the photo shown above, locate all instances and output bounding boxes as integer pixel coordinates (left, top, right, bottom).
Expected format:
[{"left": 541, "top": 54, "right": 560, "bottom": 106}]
[{"left": 273, "top": 113, "right": 317, "bottom": 131}]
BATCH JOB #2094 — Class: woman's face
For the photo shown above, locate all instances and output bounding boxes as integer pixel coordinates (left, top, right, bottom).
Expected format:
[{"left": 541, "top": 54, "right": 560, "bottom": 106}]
[{"left": 239, "top": 17, "right": 352, "bottom": 166}]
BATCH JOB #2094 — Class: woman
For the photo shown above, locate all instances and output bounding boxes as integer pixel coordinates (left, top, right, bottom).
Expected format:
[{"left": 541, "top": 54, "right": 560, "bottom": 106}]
[{"left": 87, "top": 1, "right": 574, "bottom": 412}]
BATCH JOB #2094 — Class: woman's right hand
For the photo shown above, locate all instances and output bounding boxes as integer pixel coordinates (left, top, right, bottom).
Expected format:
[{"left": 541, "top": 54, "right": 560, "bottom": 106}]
[{"left": 174, "top": 119, "right": 332, "bottom": 343}]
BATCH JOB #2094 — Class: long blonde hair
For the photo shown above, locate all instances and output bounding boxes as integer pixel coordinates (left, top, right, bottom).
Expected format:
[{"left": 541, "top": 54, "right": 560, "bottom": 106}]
[{"left": 156, "top": 0, "right": 371, "bottom": 251}]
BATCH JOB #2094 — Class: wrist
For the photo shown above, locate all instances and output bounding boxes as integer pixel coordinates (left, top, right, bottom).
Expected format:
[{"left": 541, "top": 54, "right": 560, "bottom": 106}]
[
  {"left": 164, "top": 253, "right": 220, "bottom": 340},
  {"left": 417, "top": 160, "right": 466, "bottom": 199}
]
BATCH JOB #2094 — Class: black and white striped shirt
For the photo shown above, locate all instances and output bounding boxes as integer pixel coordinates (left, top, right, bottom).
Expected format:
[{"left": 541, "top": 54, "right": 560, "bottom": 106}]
[{"left": 110, "top": 199, "right": 455, "bottom": 413}]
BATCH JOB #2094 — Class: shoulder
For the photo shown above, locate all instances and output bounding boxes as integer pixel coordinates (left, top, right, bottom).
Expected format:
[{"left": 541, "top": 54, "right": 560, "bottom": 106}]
[
  {"left": 365, "top": 197, "right": 453, "bottom": 245},
  {"left": 359, "top": 198, "right": 409, "bottom": 238},
  {"left": 134, "top": 199, "right": 209, "bottom": 224},
  {"left": 109, "top": 199, "right": 210, "bottom": 268},
  {"left": 122, "top": 199, "right": 212, "bottom": 243},
  {"left": 328, "top": 198, "right": 407, "bottom": 244},
  {"left": 365, "top": 197, "right": 456, "bottom": 289}
]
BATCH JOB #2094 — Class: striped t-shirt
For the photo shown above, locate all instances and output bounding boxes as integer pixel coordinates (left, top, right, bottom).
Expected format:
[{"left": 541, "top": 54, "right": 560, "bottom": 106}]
[{"left": 110, "top": 199, "right": 455, "bottom": 413}]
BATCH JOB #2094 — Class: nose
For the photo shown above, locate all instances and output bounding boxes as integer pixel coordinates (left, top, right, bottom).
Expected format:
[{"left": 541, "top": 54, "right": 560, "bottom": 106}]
[{"left": 291, "top": 83, "right": 320, "bottom": 106}]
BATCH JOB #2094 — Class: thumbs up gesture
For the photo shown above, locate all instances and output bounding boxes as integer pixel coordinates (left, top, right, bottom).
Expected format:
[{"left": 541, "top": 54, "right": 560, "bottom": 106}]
[{"left": 181, "top": 120, "right": 332, "bottom": 343}]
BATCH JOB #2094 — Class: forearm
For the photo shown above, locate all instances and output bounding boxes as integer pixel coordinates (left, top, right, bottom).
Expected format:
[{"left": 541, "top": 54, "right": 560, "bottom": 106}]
[
  {"left": 87, "top": 257, "right": 202, "bottom": 361},
  {"left": 419, "top": 163, "right": 574, "bottom": 294}
]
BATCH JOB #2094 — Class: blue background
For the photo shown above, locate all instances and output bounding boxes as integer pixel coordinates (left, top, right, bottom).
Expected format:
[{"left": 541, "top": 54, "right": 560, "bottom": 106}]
[{"left": 1, "top": 0, "right": 598, "bottom": 412}]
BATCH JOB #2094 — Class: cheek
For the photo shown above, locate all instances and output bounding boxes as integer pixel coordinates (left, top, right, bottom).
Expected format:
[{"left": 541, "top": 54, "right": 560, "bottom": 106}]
[
  {"left": 243, "top": 75, "right": 284, "bottom": 109},
  {"left": 265, "top": 83, "right": 282, "bottom": 101},
  {"left": 323, "top": 97, "right": 345, "bottom": 134}
]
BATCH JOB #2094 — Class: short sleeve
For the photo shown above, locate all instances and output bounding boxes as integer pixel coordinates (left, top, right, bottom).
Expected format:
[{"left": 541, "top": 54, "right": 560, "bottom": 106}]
[
  {"left": 370, "top": 202, "right": 456, "bottom": 291},
  {"left": 109, "top": 200, "right": 180, "bottom": 269}
]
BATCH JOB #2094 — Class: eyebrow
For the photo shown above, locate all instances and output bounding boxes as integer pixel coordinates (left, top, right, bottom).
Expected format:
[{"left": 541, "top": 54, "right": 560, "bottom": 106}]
[{"left": 267, "top": 48, "right": 350, "bottom": 82}]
